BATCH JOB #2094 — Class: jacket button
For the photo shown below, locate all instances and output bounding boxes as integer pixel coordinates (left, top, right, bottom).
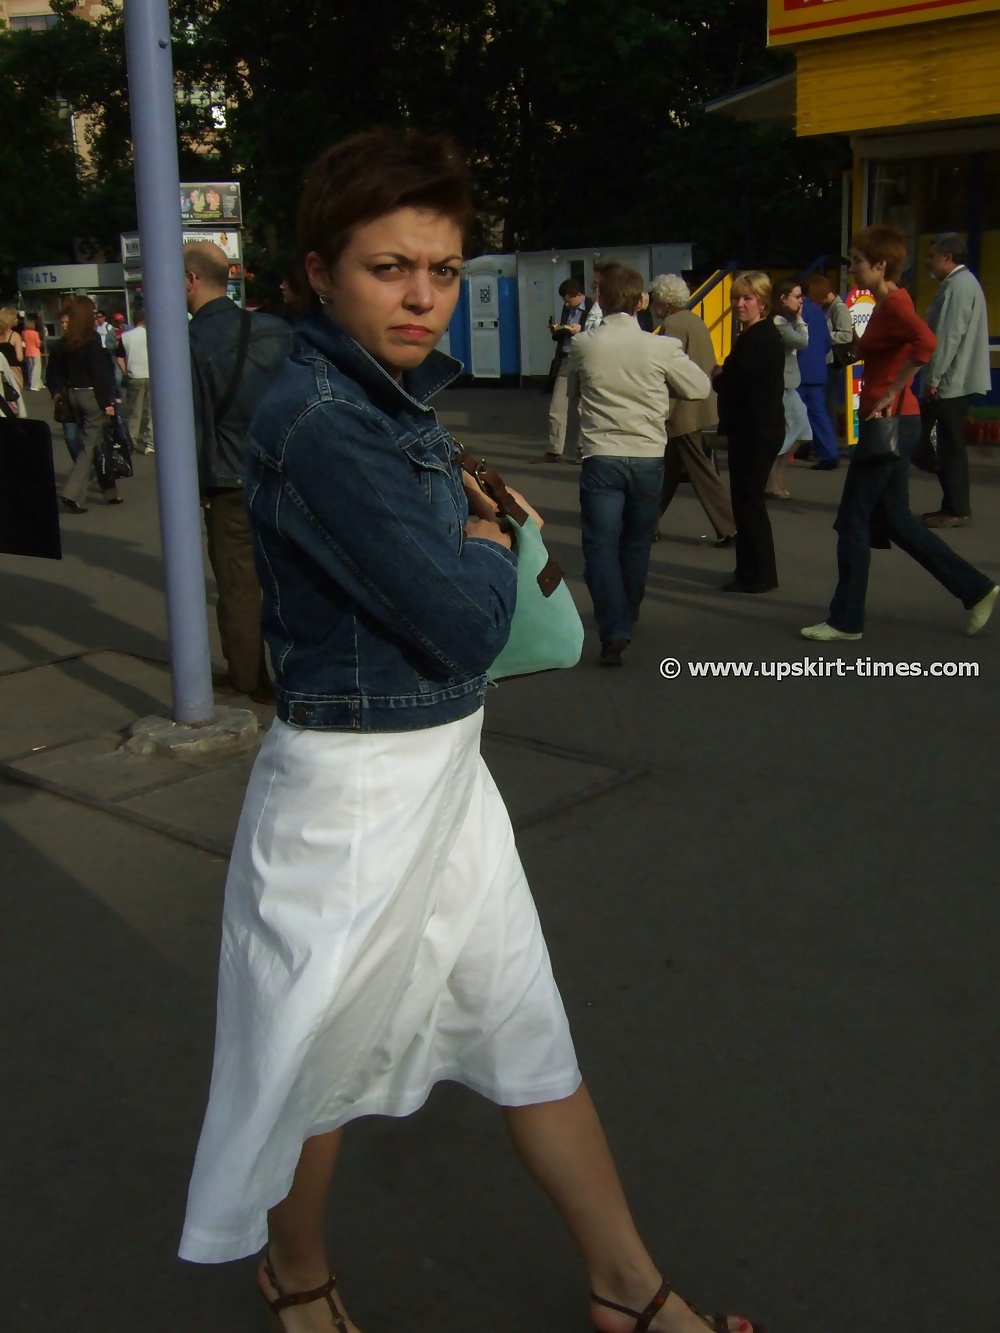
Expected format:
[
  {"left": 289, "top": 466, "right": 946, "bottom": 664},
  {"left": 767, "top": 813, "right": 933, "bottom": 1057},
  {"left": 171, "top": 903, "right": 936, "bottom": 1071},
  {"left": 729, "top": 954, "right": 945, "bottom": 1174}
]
[{"left": 291, "top": 705, "right": 309, "bottom": 722}]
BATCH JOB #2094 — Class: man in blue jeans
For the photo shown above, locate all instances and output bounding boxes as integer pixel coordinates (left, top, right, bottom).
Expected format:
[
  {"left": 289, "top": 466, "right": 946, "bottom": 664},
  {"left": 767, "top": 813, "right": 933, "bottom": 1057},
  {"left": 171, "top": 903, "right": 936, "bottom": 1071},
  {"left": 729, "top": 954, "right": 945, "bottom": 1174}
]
[{"left": 567, "top": 263, "right": 711, "bottom": 665}]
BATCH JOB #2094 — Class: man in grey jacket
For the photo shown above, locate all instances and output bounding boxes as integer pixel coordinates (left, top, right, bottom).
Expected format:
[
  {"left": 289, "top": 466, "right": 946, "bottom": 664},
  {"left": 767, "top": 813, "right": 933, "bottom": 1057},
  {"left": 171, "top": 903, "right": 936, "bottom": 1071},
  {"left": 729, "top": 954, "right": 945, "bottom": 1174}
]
[{"left": 921, "top": 232, "right": 992, "bottom": 528}]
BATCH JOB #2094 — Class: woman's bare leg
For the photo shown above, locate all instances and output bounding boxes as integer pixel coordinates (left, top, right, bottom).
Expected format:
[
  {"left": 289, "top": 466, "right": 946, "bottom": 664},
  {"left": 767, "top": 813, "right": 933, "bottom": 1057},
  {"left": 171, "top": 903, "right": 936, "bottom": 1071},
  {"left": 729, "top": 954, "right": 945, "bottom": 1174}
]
[
  {"left": 260, "top": 1129, "right": 361, "bottom": 1332},
  {"left": 767, "top": 453, "right": 790, "bottom": 496},
  {"left": 504, "top": 1083, "right": 746, "bottom": 1333}
]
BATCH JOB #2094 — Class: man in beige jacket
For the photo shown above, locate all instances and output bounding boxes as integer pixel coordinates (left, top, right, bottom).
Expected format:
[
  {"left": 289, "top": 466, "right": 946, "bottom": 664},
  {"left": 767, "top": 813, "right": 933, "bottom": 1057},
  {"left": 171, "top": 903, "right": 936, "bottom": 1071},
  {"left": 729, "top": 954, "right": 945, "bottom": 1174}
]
[
  {"left": 567, "top": 263, "right": 711, "bottom": 665},
  {"left": 650, "top": 273, "right": 734, "bottom": 546}
]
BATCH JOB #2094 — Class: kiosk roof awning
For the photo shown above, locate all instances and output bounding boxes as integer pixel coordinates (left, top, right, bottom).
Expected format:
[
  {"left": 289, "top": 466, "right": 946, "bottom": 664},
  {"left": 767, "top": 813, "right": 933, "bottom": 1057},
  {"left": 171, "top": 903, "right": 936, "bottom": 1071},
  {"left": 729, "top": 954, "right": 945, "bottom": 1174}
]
[{"left": 705, "top": 73, "right": 796, "bottom": 129}]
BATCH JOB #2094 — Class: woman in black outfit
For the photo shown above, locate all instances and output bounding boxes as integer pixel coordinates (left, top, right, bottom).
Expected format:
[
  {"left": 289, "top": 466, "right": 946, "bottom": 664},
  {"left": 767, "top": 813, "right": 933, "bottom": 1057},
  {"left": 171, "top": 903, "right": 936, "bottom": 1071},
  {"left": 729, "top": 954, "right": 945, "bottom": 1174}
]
[
  {"left": 713, "top": 271, "right": 785, "bottom": 593},
  {"left": 58, "top": 295, "right": 121, "bottom": 513}
]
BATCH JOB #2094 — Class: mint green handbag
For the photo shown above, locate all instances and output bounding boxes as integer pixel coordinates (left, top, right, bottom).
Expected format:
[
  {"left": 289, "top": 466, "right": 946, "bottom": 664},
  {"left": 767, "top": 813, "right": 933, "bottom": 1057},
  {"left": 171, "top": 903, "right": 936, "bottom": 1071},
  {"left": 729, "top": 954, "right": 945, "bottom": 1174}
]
[{"left": 457, "top": 450, "right": 584, "bottom": 682}]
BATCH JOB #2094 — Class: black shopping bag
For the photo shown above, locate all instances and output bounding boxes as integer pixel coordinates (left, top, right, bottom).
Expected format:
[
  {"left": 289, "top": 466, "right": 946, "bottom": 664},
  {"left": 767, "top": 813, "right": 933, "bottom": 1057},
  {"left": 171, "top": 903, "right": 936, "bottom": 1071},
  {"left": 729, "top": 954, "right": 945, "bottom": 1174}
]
[
  {"left": 96, "top": 411, "right": 134, "bottom": 485},
  {"left": 0, "top": 408, "right": 61, "bottom": 559}
]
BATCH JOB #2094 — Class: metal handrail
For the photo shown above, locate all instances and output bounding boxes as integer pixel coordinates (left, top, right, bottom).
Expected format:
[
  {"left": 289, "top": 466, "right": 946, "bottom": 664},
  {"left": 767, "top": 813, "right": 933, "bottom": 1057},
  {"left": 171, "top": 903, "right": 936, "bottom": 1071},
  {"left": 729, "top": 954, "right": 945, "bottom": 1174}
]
[{"left": 687, "top": 261, "right": 740, "bottom": 309}]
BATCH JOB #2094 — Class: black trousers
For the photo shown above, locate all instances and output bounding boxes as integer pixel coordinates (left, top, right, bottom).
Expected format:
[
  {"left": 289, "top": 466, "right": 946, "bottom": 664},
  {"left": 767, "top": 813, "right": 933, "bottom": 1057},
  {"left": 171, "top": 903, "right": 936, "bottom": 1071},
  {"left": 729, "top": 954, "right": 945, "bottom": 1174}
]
[
  {"left": 727, "top": 429, "right": 783, "bottom": 590},
  {"left": 920, "top": 394, "right": 972, "bottom": 516}
]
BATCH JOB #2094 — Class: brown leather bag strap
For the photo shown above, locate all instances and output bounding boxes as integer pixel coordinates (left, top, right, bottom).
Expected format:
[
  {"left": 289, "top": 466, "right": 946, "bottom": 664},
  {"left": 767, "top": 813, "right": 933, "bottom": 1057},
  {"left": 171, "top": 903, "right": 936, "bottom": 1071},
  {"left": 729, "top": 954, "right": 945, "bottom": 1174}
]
[{"left": 455, "top": 442, "right": 528, "bottom": 524}]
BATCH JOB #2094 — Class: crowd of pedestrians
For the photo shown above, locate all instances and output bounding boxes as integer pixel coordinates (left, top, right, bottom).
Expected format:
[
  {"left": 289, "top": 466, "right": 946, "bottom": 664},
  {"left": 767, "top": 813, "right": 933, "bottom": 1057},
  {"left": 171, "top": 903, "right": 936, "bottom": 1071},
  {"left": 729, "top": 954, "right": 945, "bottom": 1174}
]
[{"left": 550, "top": 230, "right": 997, "bottom": 660}]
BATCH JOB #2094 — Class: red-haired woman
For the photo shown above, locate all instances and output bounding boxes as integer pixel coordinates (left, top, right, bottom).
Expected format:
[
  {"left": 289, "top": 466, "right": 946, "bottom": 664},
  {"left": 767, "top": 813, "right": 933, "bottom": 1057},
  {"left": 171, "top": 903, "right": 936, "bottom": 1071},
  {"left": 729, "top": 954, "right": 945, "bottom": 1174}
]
[
  {"left": 179, "top": 129, "right": 759, "bottom": 1333},
  {"left": 801, "top": 226, "right": 997, "bottom": 640},
  {"left": 57, "top": 295, "right": 121, "bottom": 513}
]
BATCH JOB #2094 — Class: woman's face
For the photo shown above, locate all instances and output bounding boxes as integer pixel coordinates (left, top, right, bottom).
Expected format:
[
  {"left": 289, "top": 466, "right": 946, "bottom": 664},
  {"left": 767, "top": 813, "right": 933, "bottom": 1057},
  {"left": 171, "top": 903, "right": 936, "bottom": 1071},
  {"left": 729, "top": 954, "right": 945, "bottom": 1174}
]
[
  {"left": 307, "top": 208, "right": 463, "bottom": 376},
  {"left": 731, "top": 288, "right": 764, "bottom": 326},
  {"left": 780, "top": 285, "right": 803, "bottom": 315},
  {"left": 848, "top": 250, "right": 883, "bottom": 290}
]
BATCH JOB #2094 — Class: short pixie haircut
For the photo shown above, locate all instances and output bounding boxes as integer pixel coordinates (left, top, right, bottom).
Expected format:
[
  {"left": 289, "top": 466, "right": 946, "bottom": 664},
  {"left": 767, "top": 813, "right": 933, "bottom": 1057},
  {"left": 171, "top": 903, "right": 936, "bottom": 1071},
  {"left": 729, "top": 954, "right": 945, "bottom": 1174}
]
[
  {"left": 558, "top": 277, "right": 584, "bottom": 299},
  {"left": 598, "top": 263, "right": 645, "bottom": 317},
  {"left": 298, "top": 129, "right": 475, "bottom": 281},
  {"left": 649, "top": 274, "right": 690, "bottom": 309},
  {"left": 731, "top": 270, "right": 772, "bottom": 315},
  {"left": 851, "top": 225, "right": 907, "bottom": 283}
]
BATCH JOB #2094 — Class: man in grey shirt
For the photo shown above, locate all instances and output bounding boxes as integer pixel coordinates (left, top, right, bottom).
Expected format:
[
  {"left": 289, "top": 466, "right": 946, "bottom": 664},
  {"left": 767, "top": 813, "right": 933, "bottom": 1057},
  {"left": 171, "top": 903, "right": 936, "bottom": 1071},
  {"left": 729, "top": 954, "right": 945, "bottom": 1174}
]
[{"left": 921, "top": 232, "right": 992, "bottom": 528}]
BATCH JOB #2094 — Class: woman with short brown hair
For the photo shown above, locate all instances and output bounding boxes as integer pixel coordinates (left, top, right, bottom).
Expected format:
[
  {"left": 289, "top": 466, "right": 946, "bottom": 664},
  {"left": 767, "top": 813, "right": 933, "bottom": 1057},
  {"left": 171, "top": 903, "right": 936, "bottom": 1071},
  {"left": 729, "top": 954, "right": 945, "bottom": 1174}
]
[
  {"left": 801, "top": 226, "right": 997, "bottom": 640},
  {"left": 180, "top": 128, "right": 759, "bottom": 1333}
]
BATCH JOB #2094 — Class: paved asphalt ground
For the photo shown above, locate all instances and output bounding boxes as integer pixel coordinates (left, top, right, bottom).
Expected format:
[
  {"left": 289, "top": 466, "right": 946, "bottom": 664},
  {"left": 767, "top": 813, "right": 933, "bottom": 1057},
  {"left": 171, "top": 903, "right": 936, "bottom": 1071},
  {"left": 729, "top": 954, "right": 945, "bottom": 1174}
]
[{"left": 3, "top": 386, "right": 999, "bottom": 1333}]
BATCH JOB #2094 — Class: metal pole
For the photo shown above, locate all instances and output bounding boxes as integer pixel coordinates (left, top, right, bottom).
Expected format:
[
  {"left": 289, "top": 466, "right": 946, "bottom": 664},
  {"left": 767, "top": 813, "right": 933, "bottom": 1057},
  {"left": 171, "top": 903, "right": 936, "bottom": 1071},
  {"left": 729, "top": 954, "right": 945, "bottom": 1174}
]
[{"left": 124, "top": 0, "right": 215, "bottom": 725}]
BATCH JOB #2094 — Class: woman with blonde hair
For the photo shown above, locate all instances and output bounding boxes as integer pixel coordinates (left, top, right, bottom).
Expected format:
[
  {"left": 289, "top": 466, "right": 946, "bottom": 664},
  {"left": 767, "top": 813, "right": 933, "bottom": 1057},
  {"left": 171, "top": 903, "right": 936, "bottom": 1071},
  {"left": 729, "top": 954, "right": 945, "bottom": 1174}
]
[
  {"left": 57, "top": 295, "right": 122, "bottom": 513},
  {"left": 712, "top": 271, "right": 785, "bottom": 592},
  {"left": 0, "top": 305, "right": 26, "bottom": 417}
]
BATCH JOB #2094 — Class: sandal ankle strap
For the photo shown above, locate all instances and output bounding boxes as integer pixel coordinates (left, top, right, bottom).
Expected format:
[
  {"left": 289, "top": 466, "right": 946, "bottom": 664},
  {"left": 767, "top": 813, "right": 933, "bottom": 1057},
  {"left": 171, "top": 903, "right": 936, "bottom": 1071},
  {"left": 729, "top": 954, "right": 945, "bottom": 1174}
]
[
  {"left": 591, "top": 1280, "right": 671, "bottom": 1332},
  {"left": 261, "top": 1251, "right": 342, "bottom": 1317}
]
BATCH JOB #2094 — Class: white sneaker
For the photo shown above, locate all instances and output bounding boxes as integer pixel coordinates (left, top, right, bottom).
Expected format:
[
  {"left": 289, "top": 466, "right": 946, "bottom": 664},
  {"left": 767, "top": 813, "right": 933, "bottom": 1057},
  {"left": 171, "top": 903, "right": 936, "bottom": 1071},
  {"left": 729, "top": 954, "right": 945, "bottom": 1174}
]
[
  {"left": 964, "top": 585, "right": 999, "bottom": 636},
  {"left": 800, "top": 622, "right": 862, "bottom": 642}
]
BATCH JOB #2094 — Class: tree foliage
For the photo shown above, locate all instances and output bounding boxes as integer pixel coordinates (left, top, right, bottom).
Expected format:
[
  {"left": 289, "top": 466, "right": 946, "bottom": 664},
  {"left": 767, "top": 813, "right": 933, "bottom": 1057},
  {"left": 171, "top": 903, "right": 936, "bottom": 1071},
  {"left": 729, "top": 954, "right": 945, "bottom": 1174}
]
[{"left": 0, "top": 0, "right": 849, "bottom": 297}]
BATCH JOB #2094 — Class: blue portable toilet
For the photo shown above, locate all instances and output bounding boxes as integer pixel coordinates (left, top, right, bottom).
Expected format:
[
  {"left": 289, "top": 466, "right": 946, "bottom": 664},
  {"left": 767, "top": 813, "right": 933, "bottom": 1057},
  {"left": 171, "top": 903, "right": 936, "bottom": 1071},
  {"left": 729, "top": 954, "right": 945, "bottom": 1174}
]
[{"left": 463, "top": 255, "right": 519, "bottom": 381}]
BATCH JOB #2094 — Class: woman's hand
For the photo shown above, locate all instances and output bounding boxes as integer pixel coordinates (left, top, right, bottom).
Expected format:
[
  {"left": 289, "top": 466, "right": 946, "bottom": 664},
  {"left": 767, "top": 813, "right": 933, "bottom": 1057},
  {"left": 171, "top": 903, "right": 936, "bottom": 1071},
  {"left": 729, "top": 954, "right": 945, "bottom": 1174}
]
[
  {"left": 104, "top": 405, "right": 116, "bottom": 416},
  {"left": 504, "top": 486, "right": 544, "bottom": 530},
  {"left": 867, "top": 391, "right": 900, "bottom": 418},
  {"left": 466, "top": 517, "right": 512, "bottom": 549},
  {"left": 462, "top": 470, "right": 500, "bottom": 522}
]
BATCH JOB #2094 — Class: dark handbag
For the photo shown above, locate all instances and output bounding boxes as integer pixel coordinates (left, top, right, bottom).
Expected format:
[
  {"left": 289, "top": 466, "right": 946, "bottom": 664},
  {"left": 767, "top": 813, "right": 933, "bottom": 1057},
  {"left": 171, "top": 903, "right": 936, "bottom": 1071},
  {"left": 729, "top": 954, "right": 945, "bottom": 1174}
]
[
  {"left": 831, "top": 334, "right": 861, "bottom": 370},
  {"left": 96, "top": 410, "right": 135, "bottom": 483},
  {"left": 911, "top": 420, "right": 939, "bottom": 474},
  {"left": 855, "top": 394, "right": 903, "bottom": 466},
  {"left": 0, "top": 404, "right": 61, "bottom": 559},
  {"left": 457, "top": 447, "right": 584, "bottom": 680},
  {"left": 52, "top": 391, "right": 73, "bottom": 424}
]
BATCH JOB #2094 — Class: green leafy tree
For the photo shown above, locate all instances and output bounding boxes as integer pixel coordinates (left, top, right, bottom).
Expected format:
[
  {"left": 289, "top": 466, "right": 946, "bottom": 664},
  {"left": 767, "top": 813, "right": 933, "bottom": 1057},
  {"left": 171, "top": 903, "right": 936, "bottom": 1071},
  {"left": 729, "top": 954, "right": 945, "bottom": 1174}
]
[{"left": 1, "top": 0, "right": 849, "bottom": 299}]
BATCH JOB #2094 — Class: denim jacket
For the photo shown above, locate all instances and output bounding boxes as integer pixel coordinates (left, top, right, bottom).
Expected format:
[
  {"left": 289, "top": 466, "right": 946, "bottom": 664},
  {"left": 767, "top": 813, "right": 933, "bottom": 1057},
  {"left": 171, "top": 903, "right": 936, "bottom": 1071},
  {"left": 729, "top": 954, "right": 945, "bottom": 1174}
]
[{"left": 246, "top": 314, "right": 518, "bottom": 732}]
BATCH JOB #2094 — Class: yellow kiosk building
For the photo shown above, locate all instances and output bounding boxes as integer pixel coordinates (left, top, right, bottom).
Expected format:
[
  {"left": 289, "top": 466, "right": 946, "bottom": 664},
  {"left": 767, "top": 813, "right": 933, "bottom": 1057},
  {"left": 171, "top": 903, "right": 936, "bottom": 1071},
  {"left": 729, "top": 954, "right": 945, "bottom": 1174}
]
[{"left": 712, "top": 0, "right": 1000, "bottom": 398}]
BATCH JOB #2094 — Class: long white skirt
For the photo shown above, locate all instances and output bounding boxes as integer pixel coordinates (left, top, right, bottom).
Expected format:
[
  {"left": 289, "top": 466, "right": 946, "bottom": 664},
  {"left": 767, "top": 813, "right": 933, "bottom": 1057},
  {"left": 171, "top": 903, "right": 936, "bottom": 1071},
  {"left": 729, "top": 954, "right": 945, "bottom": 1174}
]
[
  {"left": 179, "top": 708, "right": 581, "bottom": 1264},
  {"left": 778, "top": 386, "right": 813, "bottom": 456}
]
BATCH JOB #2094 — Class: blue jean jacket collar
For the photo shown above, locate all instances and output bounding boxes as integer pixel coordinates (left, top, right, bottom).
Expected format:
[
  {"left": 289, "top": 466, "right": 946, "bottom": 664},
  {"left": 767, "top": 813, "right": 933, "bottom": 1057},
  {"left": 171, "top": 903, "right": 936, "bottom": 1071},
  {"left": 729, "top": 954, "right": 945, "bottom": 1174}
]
[{"left": 295, "top": 313, "right": 462, "bottom": 413}]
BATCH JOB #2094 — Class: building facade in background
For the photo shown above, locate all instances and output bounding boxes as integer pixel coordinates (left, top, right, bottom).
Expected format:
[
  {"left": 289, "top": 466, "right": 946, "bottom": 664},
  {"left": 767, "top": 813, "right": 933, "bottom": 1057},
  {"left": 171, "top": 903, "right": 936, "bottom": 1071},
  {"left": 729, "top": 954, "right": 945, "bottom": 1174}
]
[{"left": 769, "top": 0, "right": 1000, "bottom": 390}]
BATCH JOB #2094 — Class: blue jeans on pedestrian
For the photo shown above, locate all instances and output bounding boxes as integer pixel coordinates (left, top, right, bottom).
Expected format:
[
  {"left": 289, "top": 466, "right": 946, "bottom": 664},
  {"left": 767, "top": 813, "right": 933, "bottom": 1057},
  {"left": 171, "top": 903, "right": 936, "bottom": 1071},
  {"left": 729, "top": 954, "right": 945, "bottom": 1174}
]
[
  {"left": 580, "top": 455, "right": 664, "bottom": 644},
  {"left": 798, "top": 382, "right": 839, "bottom": 462},
  {"left": 828, "top": 416, "right": 993, "bottom": 633}
]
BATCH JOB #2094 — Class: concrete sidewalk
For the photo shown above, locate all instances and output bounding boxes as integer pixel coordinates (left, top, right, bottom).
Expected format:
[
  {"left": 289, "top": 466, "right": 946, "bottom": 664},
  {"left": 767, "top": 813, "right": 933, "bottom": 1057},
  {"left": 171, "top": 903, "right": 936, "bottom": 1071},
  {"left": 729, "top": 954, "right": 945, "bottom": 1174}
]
[{"left": 3, "top": 389, "right": 999, "bottom": 1332}]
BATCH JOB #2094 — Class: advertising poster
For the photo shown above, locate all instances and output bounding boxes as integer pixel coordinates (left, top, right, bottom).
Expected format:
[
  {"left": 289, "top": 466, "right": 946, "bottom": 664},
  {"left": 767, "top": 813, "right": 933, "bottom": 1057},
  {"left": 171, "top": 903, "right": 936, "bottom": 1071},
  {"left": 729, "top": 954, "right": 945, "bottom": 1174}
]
[
  {"left": 181, "top": 230, "right": 242, "bottom": 263},
  {"left": 768, "top": 0, "right": 999, "bottom": 45},
  {"left": 180, "top": 182, "right": 242, "bottom": 225}
]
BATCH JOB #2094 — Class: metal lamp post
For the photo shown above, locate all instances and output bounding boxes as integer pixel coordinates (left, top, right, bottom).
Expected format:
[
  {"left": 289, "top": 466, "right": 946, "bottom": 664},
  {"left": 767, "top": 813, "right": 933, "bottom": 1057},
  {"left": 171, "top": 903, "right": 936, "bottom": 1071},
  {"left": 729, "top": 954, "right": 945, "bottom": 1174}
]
[{"left": 124, "top": 0, "right": 215, "bottom": 725}]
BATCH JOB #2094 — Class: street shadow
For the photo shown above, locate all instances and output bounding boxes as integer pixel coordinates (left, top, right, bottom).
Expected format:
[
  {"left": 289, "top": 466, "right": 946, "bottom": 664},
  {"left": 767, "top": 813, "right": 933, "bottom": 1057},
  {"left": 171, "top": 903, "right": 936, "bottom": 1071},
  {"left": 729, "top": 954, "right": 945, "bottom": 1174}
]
[{"left": 0, "top": 570, "right": 171, "bottom": 719}]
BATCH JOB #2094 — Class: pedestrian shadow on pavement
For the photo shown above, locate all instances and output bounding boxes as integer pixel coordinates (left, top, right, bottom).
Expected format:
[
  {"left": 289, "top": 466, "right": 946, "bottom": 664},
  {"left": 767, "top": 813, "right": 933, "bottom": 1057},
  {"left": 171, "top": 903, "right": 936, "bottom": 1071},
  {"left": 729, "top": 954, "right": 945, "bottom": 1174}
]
[
  {"left": 57, "top": 527, "right": 203, "bottom": 599},
  {"left": 0, "top": 571, "right": 171, "bottom": 723}
]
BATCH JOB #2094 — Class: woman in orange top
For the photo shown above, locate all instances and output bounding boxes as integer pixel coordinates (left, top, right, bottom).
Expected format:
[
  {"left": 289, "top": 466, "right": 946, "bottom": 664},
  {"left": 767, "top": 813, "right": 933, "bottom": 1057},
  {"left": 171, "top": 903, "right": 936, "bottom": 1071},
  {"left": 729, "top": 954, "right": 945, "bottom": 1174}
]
[
  {"left": 22, "top": 315, "right": 42, "bottom": 391},
  {"left": 801, "top": 225, "right": 997, "bottom": 641}
]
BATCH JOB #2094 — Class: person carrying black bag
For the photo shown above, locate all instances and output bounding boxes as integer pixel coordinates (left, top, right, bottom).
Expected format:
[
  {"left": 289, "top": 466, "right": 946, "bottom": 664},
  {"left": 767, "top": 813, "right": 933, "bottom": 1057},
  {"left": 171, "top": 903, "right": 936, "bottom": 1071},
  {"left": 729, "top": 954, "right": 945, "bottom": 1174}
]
[
  {"left": 185, "top": 241, "right": 293, "bottom": 703},
  {"left": 57, "top": 296, "right": 123, "bottom": 513}
]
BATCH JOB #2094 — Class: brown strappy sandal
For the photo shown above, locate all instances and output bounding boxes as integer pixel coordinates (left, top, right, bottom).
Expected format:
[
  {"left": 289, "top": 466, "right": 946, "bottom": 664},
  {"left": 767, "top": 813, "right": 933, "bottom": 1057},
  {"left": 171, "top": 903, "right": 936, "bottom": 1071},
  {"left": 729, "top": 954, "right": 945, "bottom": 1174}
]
[
  {"left": 590, "top": 1279, "right": 765, "bottom": 1333},
  {"left": 259, "top": 1249, "right": 349, "bottom": 1331}
]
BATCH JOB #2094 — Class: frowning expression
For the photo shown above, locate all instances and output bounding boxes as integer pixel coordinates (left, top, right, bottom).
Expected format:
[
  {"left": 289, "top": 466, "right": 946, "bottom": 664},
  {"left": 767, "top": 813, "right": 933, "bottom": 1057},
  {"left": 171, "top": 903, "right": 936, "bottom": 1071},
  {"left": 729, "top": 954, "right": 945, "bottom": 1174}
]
[{"left": 306, "top": 208, "right": 463, "bottom": 377}]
